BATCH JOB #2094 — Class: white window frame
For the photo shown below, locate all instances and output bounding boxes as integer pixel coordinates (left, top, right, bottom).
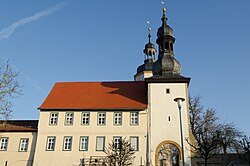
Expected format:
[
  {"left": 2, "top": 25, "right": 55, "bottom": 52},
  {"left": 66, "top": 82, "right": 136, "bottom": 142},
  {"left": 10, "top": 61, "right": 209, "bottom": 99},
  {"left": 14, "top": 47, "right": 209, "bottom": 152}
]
[
  {"left": 63, "top": 136, "right": 72, "bottom": 151},
  {"left": 130, "top": 136, "right": 139, "bottom": 151},
  {"left": 49, "top": 112, "right": 58, "bottom": 125},
  {"left": 97, "top": 112, "right": 106, "bottom": 125},
  {"left": 79, "top": 136, "right": 89, "bottom": 151},
  {"left": 82, "top": 112, "right": 90, "bottom": 125},
  {"left": 46, "top": 136, "right": 56, "bottom": 151},
  {"left": 19, "top": 138, "right": 29, "bottom": 152},
  {"left": 113, "top": 136, "right": 122, "bottom": 149},
  {"left": 0, "top": 137, "right": 8, "bottom": 151},
  {"left": 130, "top": 112, "right": 139, "bottom": 125},
  {"left": 114, "top": 112, "right": 122, "bottom": 125},
  {"left": 65, "top": 112, "right": 74, "bottom": 125},
  {"left": 96, "top": 136, "right": 105, "bottom": 151}
]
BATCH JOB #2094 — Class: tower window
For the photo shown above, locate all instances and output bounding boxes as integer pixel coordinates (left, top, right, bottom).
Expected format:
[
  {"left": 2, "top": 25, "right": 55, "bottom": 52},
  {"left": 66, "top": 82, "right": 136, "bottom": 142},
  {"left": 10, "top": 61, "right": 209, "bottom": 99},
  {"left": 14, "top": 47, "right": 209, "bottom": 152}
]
[
  {"left": 166, "top": 88, "right": 170, "bottom": 94},
  {"left": 170, "top": 43, "right": 173, "bottom": 51},
  {"left": 165, "top": 42, "right": 169, "bottom": 51},
  {"left": 149, "top": 50, "right": 152, "bottom": 55},
  {"left": 168, "top": 116, "right": 171, "bottom": 121}
]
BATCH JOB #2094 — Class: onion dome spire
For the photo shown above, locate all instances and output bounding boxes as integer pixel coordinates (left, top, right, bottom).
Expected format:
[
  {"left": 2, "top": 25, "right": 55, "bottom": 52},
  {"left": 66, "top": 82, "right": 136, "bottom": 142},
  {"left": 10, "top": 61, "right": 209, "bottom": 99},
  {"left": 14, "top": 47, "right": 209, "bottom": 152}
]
[
  {"left": 135, "top": 21, "right": 156, "bottom": 81},
  {"left": 153, "top": 1, "right": 182, "bottom": 77},
  {"left": 143, "top": 21, "right": 156, "bottom": 62}
]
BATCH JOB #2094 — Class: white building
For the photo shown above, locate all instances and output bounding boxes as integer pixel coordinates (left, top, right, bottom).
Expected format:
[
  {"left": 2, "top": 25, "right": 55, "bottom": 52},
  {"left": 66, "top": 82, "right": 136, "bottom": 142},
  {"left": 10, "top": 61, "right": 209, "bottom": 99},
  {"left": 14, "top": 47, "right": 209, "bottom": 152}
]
[{"left": 0, "top": 5, "right": 192, "bottom": 166}]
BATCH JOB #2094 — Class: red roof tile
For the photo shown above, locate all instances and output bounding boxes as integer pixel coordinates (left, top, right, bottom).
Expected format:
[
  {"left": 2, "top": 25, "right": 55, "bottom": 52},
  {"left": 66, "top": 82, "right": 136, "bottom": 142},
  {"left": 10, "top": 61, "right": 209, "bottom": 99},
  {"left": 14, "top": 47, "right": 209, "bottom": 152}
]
[{"left": 39, "top": 81, "right": 147, "bottom": 110}]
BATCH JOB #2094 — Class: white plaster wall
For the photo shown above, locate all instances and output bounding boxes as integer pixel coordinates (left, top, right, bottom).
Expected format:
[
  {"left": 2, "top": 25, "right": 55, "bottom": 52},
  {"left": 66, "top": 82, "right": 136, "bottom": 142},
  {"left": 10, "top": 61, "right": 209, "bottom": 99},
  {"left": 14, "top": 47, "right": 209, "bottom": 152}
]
[
  {"left": 33, "top": 110, "right": 147, "bottom": 166},
  {"left": 148, "top": 83, "right": 191, "bottom": 165},
  {"left": 0, "top": 132, "right": 37, "bottom": 166}
]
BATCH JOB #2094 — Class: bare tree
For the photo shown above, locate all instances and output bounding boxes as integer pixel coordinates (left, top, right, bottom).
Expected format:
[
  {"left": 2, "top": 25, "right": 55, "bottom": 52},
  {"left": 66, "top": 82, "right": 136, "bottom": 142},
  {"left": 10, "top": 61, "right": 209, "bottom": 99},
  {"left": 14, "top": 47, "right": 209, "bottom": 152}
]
[
  {"left": 104, "top": 138, "right": 135, "bottom": 166},
  {"left": 217, "top": 123, "right": 242, "bottom": 154},
  {"left": 0, "top": 60, "right": 21, "bottom": 120},
  {"left": 189, "top": 95, "right": 203, "bottom": 135},
  {"left": 187, "top": 96, "right": 221, "bottom": 166},
  {"left": 187, "top": 95, "right": 244, "bottom": 165},
  {"left": 240, "top": 135, "right": 250, "bottom": 165}
]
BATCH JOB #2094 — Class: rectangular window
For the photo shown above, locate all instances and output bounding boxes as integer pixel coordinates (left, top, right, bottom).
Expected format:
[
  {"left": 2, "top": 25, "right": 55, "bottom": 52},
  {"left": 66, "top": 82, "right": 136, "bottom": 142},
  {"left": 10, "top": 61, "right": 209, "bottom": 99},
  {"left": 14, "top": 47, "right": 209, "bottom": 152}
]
[
  {"left": 65, "top": 112, "right": 74, "bottom": 125},
  {"left": 130, "top": 112, "right": 139, "bottom": 125},
  {"left": 49, "top": 112, "right": 58, "bottom": 125},
  {"left": 19, "top": 138, "right": 29, "bottom": 152},
  {"left": 82, "top": 112, "right": 90, "bottom": 125},
  {"left": 63, "top": 136, "right": 72, "bottom": 151},
  {"left": 46, "top": 136, "right": 56, "bottom": 151},
  {"left": 80, "top": 136, "right": 89, "bottom": 151},
  {"left": 130, "top": 137, "right": 139, "bottom": 151},
  {"left": 113, "top": 136, "right": 122, "bottom": 149},
  {"left": 97, "top": 112, "right": 106, "bottom": 125},
  {"left": 166, "top": 88, "right": 170, "bottom": 94},
  {"left": 96, "top": 136, "right": 105, "bottom": 151},
  {"left": 114, "top": 112, "right": 122, "bottom": 125},
  {"left": 0, "top": 137, "right": 8, "bottom": 151}
]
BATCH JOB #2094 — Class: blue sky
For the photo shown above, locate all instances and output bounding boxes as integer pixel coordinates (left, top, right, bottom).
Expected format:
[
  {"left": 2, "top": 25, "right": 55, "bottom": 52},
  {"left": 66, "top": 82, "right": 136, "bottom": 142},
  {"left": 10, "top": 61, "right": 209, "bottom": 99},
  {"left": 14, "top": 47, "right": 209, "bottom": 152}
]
[{"left": 0, "top": 1, "right": 249, "bottom": 135}]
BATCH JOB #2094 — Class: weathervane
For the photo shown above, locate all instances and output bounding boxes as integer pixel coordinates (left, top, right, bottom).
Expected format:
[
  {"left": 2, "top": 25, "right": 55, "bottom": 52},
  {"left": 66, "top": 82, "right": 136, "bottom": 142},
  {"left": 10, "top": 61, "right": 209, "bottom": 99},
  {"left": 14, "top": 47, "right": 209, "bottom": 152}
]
[
  {"left": 147, "top": 21, "right": 151, "bottom": 43},
  {"left": 147, "top": 21, "right": 151, "bottom": 35},
  {"left": 161, "top": 1, "right": 166, "bottom": 14}
]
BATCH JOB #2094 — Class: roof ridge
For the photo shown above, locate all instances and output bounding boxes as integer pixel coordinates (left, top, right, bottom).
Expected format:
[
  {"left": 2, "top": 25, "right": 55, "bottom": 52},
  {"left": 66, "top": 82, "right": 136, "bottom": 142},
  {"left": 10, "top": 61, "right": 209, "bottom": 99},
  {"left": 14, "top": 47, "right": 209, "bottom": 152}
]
[{"left": 55, "top": 81, "right": 144, "bottom": 84}]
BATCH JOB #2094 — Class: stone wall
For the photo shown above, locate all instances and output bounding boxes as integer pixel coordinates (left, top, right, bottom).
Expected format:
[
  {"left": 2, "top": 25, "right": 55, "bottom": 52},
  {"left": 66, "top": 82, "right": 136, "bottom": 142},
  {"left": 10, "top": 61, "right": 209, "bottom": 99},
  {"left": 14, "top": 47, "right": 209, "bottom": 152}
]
[{"left": 192, "top": 154, "right": 249, "bottom": 166}]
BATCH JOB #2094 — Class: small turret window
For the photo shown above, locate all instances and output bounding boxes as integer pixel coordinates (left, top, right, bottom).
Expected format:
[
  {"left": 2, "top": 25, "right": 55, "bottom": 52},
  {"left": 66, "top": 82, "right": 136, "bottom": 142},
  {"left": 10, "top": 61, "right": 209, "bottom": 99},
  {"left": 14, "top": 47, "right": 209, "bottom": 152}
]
[
  {"left": 149, "top": 50, "right": 152, "bottom": 55},
  {"left": 165, "top": 42, "right": 169, "bottom": 51},
  {"left": 166, "top": 88, "right": 170, "bottom": 94},
  {"left": 170, "top": 43, "right": 173, "bottom": 51},
  {"left": 160, "top": 45, "right": 163, "bottom": 52}
]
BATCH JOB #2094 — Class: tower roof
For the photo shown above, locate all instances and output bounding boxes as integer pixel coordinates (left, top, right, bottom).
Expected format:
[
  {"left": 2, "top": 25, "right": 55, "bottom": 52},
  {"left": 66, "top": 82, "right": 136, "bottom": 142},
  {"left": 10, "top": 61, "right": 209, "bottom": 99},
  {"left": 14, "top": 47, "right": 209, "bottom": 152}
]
[
  {"left": 153, "top": 2, "right": 182, "bottom": 77},
  {"left": 156, "top": 7, "right": 174, "bottom": 39}
]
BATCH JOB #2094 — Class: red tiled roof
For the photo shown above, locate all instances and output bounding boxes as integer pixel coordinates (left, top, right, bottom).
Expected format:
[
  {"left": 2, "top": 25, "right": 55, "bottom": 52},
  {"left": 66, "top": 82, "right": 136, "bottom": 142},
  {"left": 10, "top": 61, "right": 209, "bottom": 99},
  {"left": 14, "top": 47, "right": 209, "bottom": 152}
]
[
  {"left": 39, "top": 81, "right": 147, "bottom": 110},
  {"left": 0, "top": 120, "right": 38, "bottom": 132}
]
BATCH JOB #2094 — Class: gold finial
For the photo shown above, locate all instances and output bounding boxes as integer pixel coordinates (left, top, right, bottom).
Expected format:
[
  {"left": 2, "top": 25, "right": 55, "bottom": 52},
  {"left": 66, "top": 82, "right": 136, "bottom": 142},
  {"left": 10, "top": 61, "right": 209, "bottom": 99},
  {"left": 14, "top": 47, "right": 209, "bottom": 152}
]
[
  {"left": 161, "top": 1, "right": 166, "bottom": 13},
  {"left": 147, "top": 21, "right": 151, "bottom": 42},
  {"left": 147, "top": 21, "right": 151, "bottom": 34}
]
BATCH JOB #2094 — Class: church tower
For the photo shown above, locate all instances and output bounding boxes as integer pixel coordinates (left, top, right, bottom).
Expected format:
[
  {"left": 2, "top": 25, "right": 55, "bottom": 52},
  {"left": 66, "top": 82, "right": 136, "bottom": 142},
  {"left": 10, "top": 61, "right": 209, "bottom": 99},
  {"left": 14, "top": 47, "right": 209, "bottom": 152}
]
[
  {"left": 153, "top": 6, "right": 181, "bottom": 77},
  {"left": 134, "top": 25, "right": 156, "bottom": 81},
  {"left": 144, "top": 3, "right": 192, "bottom": 166}
]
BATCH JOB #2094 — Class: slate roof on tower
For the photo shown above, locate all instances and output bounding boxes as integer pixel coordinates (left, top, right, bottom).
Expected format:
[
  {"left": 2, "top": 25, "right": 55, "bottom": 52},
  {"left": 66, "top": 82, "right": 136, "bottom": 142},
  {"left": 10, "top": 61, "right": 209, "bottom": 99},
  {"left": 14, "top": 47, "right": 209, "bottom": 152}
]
[{"left": 39, "top": 81, "right": 147, "bottom": 110}]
